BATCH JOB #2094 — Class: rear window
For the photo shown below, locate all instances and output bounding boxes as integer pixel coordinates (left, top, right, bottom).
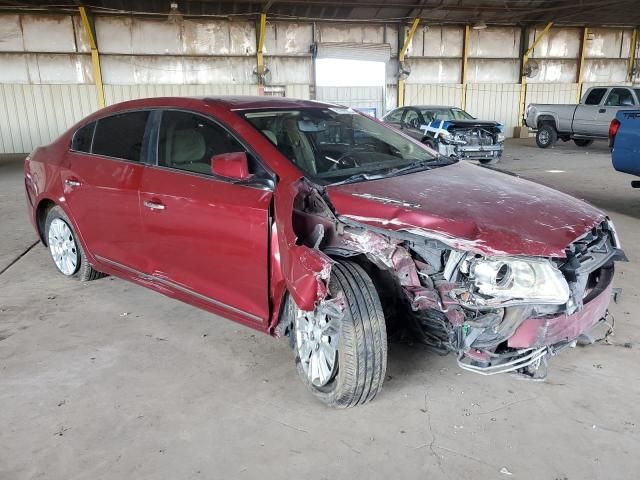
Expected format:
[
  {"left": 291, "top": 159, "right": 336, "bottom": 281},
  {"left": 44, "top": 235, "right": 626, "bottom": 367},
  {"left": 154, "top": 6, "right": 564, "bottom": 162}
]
[
  {"left": 71, "top": 122, "right": 95, "bottom": 153},
  {"left": 92, "top": 111, "right": 150, "bottom": 162},
  {"left": 584, "top": 88, "right": 607, "bottom": 105}
]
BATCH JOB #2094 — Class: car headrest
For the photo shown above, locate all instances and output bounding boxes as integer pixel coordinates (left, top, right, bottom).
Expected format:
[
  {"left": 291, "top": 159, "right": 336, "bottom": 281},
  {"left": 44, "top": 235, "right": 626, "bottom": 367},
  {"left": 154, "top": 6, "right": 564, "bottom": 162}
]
[
  {"left": 262, "top": 129, "right": 278, "bottom": 146},
  {"left": 171, "top": 129, "right": 205, "bottom": 165}
]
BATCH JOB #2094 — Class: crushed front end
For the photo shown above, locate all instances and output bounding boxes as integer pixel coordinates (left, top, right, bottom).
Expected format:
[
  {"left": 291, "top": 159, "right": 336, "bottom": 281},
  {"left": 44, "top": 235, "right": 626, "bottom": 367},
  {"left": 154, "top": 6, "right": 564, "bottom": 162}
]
[
  {"left": 328, "top": 216, "right": 624, "bottom": 379},
  {"left": 424, "top": 121, "right": 505, "bottom": 162}
]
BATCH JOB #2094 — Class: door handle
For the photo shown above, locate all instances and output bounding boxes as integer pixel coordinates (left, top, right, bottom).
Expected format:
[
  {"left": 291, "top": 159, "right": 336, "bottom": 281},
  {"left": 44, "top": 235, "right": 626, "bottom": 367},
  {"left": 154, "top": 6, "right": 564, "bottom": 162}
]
[
  {"left": 599, "top": 108, "right": 606, "bottom": 113},
  {"left": 64, "top": 178, "right": 81, "bottom": 187},
  {"left": 143, "top": 200, "right": 166, "bottom": 211}
]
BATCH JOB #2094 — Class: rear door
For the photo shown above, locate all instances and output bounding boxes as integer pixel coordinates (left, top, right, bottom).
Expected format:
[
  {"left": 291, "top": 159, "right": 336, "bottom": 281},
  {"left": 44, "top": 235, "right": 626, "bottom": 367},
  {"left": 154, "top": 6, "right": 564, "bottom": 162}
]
[
  {"left": 593, "top": 88, "right": 638, "bottom": 136},
  {"left": 139, "top": 109, "right": 273, "bottom": 325},
  {"left": 64, "top": 110, "right": 150, "bottom": 271},
  {"left": 573, "top": 87, "right": 608, "bottom": 136}
]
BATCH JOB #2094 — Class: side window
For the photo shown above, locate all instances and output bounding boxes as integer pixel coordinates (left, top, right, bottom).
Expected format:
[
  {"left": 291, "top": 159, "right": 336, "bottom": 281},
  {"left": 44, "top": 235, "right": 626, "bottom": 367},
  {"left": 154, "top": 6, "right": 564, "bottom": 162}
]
[
  {"left": 383, "top": 109, "right": 403, "bottom": 123},
  {"left": 158, "top": 110, "right": 248, "bottom": 177},
  {"left": 605, "top": 88, "right": 635, "bottom": 107},
  {"left": 92, "top": 111, "right": 150, "bottom": 162},
  {"left": 403, "top": 110, "right": 420, "bottom": 129},
  {"left": 584, "top": 88, "right": 607, "bottom": 105},
  {"left": 71, "top": 122, "right": 95, "bottom": 153}
]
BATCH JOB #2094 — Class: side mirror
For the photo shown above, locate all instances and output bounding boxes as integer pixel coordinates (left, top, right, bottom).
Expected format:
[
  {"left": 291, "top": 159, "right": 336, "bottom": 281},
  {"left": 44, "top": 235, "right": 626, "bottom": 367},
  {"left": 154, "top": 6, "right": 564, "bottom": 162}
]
[{"left": 211, "top": 152, "right": 251, "bottom": 181}]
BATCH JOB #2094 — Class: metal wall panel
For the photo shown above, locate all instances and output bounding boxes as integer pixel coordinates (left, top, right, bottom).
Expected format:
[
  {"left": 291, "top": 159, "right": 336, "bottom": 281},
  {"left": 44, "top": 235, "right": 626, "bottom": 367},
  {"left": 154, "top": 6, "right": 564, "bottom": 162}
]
[
  {"left": 465, "top": 84, "right": 521, "bottom": 137},
  {"left": 526, "top": 59, "right": 578, "bottom": 83},
  {"left": 285, "top": 84, "right": 310, "bottom": 99},
  {"left": 103, "top": 83, "right": 257, "bottom": 105},
  {"left": 0, "top": 84, "right": 98, "bottom": 153},
  {"left": 0, "top": 15, "right": 24, "bottom": 51},
  {"left": 317, "top": 24, "right": 385, "bottom": 44},
  {"left": 316, "top": 86, "right": 385, "bottom": 117},
  {"left": 407, "top": 58, "right": 462, "bottom": 84},
  {"left": 405, "top": 84, "right": 462, "bottom": 108},
  {"left": 583, "top": 59, "right": 629, "bottom": 83},
  {"left": 466, "top": 59, "right": 520, "bottom": 83},
  {"left": 21, "top": 15, "right": 77, "bottom": 53},
  {"left": 264, "top": 22, "right": 313, "bottom": 55},
  {"left": 469, "top": 27, "right": 520, "bottom": 58},
  {"left": 407, "top": 25, "right": 463, "bottom": 58},
  {"left": 268, "top": 57, "right": 311, "bottom": 84},
  {"left": 525, "top": 83, "right": 579, "bottom": 105},
  {"left": 530, "top": 27, "right": 581, "bottom": 58}
]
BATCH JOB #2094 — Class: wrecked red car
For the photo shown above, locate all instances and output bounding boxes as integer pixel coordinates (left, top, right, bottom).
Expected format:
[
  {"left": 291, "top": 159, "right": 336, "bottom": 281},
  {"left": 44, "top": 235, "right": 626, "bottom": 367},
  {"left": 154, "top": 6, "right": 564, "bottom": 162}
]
[{"left": 25, "top": 97, "right": 625, "bottom": 408}]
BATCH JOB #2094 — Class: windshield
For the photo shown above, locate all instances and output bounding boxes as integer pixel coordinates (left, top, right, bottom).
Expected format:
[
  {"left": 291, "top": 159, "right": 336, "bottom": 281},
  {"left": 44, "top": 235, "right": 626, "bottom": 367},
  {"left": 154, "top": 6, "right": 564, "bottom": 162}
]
[
  {"left": 420, "top": 108, "right": 474, "bottom": 122},
  {"left": 242, "top": 107, "right": 453, "bottom": 185}
]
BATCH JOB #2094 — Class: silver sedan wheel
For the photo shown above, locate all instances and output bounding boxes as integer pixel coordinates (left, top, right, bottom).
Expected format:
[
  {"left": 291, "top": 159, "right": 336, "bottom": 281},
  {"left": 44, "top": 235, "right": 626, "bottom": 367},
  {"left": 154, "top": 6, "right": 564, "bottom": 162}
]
[
  {"left": 294, "top": 306, "right": 339, "bottom": 387},
  {"left": 48, "top": 218, "right": 78, "bottom": 276}
]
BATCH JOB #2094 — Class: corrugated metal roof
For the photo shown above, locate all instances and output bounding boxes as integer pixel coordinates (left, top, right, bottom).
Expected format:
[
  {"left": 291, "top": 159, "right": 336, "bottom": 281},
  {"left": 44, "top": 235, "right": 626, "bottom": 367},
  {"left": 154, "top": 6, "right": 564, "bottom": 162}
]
[{"left": 2, "top": 0, "right": 639, "bottom": 26}]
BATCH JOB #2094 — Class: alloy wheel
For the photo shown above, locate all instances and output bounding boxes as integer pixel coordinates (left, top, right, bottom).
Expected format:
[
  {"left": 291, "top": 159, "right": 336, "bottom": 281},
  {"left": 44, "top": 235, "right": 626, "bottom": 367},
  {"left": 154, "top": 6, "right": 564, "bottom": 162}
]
[{"left": 48, "top": 218, "right": 79, "bottom": 275}]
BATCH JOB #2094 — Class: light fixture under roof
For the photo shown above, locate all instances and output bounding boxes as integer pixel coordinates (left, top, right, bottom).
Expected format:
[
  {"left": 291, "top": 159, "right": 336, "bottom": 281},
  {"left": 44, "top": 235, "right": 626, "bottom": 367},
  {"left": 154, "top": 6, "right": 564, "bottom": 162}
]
[
  {"left": 168, "top": 2, "right": 183, "bottom": 25},
  {"left": 473, "top": 20, "right": 487, "bottom": 30}
]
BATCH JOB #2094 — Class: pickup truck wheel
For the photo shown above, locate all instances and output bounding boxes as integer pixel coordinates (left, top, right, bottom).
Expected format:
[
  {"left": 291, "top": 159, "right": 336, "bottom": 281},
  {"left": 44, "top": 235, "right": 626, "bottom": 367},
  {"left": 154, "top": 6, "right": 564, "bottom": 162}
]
[
  {"left": 289, "top": 260, "right": 387, "bottom": 408},
  {"left": 573, "top": 139, "right": 594, "bottom": 147},
  {"left": 536, "top": 125, "right": 557, "bottom": 148},
  {"left": 45, "top": 206, "right": 106, "bottom": 281}
]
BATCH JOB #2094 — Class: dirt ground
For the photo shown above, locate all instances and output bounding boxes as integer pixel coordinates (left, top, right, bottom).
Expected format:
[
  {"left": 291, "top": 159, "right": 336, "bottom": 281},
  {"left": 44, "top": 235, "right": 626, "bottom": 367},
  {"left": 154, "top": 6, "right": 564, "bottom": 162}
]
[{"left": 1, "top": 139, "right": 639, "bottom": 479}]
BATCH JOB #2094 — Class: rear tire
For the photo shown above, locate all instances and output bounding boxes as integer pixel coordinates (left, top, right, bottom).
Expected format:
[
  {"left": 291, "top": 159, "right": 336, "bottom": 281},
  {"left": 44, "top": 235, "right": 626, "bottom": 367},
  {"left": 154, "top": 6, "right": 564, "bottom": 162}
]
[
  {"left": 289, "top": 260, "right": 387, "bottom": 408},
  {"left": 536, "top": 124, "right": 557, "bottom": 148},
  {"left": 44, "top": 206, "right": 106, "bottom": 281},
  {"left": 573, "top": 138, "right": 594, "bottom": 147}
]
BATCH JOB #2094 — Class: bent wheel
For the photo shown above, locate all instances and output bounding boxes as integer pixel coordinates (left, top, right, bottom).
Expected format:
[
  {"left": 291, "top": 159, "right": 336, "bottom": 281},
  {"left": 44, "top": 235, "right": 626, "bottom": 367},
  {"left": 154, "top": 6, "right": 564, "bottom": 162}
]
[{"left": 289, "top": 260, "right": 387, "bottom": 408}]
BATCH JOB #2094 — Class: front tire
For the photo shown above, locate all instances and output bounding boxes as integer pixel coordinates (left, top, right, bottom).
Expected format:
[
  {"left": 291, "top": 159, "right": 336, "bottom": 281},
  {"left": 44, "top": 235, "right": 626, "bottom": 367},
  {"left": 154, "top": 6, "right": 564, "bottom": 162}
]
[
  {"left": 536, "top": 124, "right": 557, "bottom": 148},
  {"left": 289, "top": 260, "right": 387, "bottom": 408},
  {"left": 573, "top": 138, "right": 594, "bottom": 147},
  {"left": 45, "top": 206, "right": 105, "bottom": 281}
]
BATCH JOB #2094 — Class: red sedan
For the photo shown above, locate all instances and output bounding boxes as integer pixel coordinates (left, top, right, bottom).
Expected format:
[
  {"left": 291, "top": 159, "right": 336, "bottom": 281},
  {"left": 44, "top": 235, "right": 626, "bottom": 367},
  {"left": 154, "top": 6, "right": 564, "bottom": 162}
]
[{"left": 25, "top": 96, "right": 625, "bottom": 407}]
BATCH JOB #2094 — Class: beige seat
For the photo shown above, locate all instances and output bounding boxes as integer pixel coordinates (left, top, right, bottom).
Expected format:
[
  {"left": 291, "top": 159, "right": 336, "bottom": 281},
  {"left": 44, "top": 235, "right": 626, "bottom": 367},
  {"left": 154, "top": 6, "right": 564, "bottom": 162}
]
[
  {"left": 168, "top": 129, "right": 210, "bottom": 175},
  {"left": 283, "top": 118, "right": 317, "bottom": 174},
  {"left": 262, "top": 129, "right": 278, "bottom": 145}
]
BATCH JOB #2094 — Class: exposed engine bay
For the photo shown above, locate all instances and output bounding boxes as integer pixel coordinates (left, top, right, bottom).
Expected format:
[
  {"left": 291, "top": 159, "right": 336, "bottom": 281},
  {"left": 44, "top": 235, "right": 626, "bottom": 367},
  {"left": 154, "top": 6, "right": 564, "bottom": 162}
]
[
  {"left": 421, "top": 121, "right": 505, "bottom": 162},
  {"left": 282, "top": 184, "right": 625, "bottom": 380}
]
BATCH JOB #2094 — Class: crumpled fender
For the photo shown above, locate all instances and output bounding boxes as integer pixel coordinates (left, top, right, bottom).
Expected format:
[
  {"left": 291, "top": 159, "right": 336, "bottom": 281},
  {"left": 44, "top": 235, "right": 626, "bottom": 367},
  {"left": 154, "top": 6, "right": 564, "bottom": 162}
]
[{"left": 271, "top": 178, "right": 334, "bottom": 323}]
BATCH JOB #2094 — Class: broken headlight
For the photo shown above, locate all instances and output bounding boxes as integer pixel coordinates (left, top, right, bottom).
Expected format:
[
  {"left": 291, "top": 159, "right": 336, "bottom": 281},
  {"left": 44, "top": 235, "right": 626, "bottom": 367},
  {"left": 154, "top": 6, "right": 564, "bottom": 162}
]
[
  {"left": 470, "top": 257, "right": 570, "bottom": 305},
  {"left": 496, "top": 133, "right": 505, "bottom": 143},
  {"left": 439, "top": 131, "right": 466, "bottom": 145}
]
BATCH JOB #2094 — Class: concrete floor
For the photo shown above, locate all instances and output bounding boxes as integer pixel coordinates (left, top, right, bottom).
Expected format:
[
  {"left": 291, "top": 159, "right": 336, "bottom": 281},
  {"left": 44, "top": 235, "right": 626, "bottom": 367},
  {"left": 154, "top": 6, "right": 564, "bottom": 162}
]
[{"left": 1, "top": 139, "right": 639, "bottom": 479}]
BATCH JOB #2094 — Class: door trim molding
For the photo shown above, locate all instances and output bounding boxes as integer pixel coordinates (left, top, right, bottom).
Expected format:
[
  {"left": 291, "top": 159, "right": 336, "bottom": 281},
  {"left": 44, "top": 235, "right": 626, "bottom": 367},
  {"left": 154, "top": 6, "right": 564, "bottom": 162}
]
[{"left": 95, "top": 255, "right": 263, "bottom": 323}]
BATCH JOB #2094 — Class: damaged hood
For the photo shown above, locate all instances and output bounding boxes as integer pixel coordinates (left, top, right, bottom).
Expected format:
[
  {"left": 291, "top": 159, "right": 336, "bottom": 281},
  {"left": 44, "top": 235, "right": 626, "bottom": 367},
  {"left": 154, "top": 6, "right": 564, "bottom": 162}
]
[
  {"left": 438, "top": 119, "right": 501, "bottom": 129},
  {"left": 325, "top": 162, "right": 605, "bottom": 257}
]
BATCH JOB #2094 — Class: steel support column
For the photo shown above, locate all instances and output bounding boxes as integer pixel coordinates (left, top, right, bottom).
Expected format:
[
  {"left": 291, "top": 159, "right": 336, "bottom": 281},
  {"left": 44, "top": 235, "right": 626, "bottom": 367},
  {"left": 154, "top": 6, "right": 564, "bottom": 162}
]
[
  {"left": 256, "top": 13, "right": 267, "bottom": 95},
  {"left": 79, "top": 6, "right": 105, "bottom": 108},
  {"left": 576, "top": 27, "right": 589, "bottom": 103},
  {"left": 628, "top": 28, "right": 638, "bottom": 82},
  {"left": 397, "top": 18, "right": 420, "bottom": 108},
  {"left": 461, "top": 24, "right": 470, "bottom": 110},
  {"left": 518, "top": 22, "right": 553, "bottom": 127}
]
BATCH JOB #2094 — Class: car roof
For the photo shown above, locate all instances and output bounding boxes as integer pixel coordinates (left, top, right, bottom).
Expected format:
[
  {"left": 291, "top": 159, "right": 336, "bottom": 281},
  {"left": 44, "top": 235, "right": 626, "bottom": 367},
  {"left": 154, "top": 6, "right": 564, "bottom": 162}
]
[
  {"left": 403, "top": 105, "right": 459, "bottom": 110},
  {"left": 205, "top": 96, "right": 341, "bottom": 110}
]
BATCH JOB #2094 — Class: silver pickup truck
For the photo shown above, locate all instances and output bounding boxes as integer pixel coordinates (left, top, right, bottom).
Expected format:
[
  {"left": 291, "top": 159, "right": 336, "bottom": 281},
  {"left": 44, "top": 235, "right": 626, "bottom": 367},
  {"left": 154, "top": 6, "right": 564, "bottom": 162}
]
[{"left": 524, "top": 86, "right": 640, "bottom": 148}]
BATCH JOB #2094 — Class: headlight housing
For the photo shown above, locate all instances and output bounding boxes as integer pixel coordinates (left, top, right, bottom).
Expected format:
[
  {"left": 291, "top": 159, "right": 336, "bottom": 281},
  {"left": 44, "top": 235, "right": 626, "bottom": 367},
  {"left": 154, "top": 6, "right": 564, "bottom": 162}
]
[
  {"left": 439, "top": 131, "right": 466, "bottom": 145},
  {"left": 496, "top": 133, "right": 506, "bottom": 143},
  {"left": 469, "top": 257, "right": 570, "bottom": 307}
]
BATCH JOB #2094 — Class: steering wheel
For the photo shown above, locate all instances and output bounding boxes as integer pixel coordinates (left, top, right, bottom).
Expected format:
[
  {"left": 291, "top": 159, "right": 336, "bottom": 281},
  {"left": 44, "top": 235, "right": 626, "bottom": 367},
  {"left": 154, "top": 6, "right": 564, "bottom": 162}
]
[{"left": 327, "top": 151, "right": 359, "bottom": 171}]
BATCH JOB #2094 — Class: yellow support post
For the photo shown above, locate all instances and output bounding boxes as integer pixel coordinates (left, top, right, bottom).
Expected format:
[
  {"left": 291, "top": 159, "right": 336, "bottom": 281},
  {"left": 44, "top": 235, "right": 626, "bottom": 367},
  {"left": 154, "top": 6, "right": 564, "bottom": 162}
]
[
  {"left": 628, "top": 28, "right": 637, "bottom": 82},
  {"left": 461, "top": 25, "right": 470, "bottom": 110},
  {"left": 256, "top": 13, "right": 267, "bottom": 95},
  {"left": 397, "top": 18, "right": 420, "bottom": 108},
  {"left": 576, "top": 27, "right": 589, "bottom": 103},
  {"left": 518, "top": 22, "right": 553, "bottom": 127},
  {"left": 79, "top": 6, "right": 105, "bottom": 108}
]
